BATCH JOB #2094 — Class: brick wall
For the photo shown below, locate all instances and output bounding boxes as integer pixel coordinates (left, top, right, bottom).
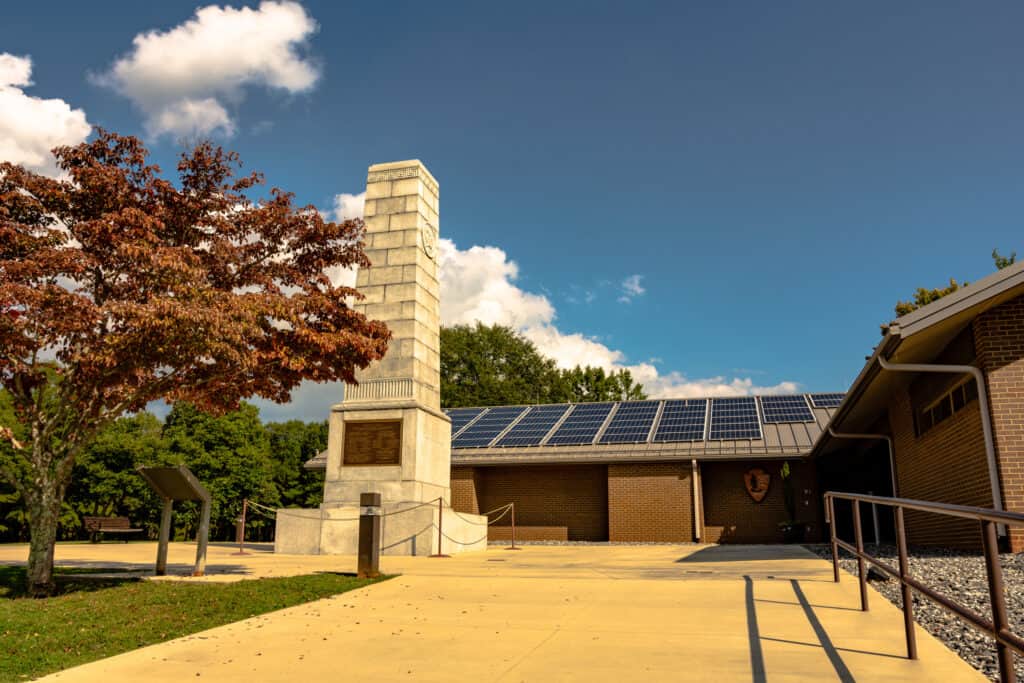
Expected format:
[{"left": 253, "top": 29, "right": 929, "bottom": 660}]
[
  {"left": 701, "top": 460, "right": 819, "bottom": 543},
  {"left": 888, "top": 381, "right": 993, "bottom": 548},
  {"left": 974, "top": 295, "right": 1024, "bottom": 551},
  {"left": 888, "top": 387, "right": 991, "bottom": 548},
  {"left": 607, "top": 463, "right": 694, "bottom": 542},
  {"left": 476, "top": 465, "right": 609, "bottom": 541},
  {"left": 450, "top": 466, "right": 481, "bottom": 514}
]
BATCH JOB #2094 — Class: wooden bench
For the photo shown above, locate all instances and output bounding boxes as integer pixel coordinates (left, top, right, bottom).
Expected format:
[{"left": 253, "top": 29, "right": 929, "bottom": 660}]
[{"left": 83, "top": 516, "right": 144, "bottom": 543}]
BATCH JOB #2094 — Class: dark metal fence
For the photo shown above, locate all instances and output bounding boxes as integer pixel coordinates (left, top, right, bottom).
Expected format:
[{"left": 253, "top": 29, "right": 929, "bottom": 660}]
[{"left": 825, "top": 491, "right": 1024, "bottom": 683}]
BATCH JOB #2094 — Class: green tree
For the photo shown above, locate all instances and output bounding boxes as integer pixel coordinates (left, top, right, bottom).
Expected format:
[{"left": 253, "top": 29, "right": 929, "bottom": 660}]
[
  {"left": 894, "top": 248, "right": 1017, "bottom": 317},
  {"left": 441, "top": 324, "right": 566, "bottom": 407},
  {"left": 265, "top": 420, "right": 327, "bottom": 510},
  {"left": 560, "top": 366, "right": 647, "bottom": 402},
  {"left": 993, "top": 248, "right": 1017, "bottom": 270},
  {"left": 158, "top": 402, "right": 278, "bottom": 541},
  {"left": 440, "top": 324, "right": 647, "bottom": 407},
  {"left": 65, "top": 413, "right": 165, "bottom": 536}
]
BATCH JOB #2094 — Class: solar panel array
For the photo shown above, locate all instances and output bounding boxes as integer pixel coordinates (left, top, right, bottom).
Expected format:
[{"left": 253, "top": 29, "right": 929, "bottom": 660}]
[
  {"left": 709, "top": 397, "right": 762, "bottom": 440},
  {"left": 495, "top": 404, "right": 570, "bottom": 447},
  {"left": 599, "top": 401, "right": 660, "bottom": 444},
  {"left": 653, "top": 399, "right": 707, "bottom": 442},
  {"left": 451, "top": 406, "right": 526, "bottom": 448},
  {"left": 546, "top": 402, "right": 615, "bottom": 446},
  {"left": 759, "top": 395, "right": 814, "bottom": 423},
  {"left": 447, "top": 407, "right": 487, "bottom": 436},
  {"left": 809, "top": 393, "right": 846, "bottom": 408},
  {"left": 445, "top": 392, "right": 841, "bottom": 449}
]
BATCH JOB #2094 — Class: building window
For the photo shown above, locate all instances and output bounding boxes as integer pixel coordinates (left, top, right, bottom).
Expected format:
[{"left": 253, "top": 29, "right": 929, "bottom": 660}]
[{"left": 915, "top": 379, "right": 978, "bottom": 437}]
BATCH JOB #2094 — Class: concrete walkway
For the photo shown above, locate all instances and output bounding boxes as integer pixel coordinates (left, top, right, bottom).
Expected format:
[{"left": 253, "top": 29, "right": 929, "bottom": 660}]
[{"left": 0, "top": 542, "right": 984, "bottom": 682}]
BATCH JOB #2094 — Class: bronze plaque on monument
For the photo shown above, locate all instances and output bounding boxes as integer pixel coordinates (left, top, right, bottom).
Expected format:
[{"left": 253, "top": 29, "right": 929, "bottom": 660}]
[{"left": 343, "top": 421, "right": 402, "bottom": 466}]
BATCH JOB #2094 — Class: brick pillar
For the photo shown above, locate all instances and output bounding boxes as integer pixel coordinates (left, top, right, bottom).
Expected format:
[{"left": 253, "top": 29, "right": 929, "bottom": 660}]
[
  {"left": 974, "top": 295, "right": 1024, "bottom": 551},
  {"left": 450, "top": 467, "right": 481, "bottom": 514}
]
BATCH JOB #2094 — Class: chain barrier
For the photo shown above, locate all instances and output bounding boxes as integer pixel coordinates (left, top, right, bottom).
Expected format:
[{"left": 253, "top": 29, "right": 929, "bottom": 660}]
[
  {"left": 435, "top": 525, "right": 492, "bottom": 547},
  {"left": 239, "top": 497, "right": 518, "bottom": 554},
  {"left": 432, "top": 502, "right": 516, "bottom": 548}
]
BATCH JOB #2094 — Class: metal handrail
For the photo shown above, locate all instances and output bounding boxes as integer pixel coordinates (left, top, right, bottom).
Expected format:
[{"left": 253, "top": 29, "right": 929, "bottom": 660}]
[{"left": 825, "top": 491, "right": 1024, "bottom": 683}]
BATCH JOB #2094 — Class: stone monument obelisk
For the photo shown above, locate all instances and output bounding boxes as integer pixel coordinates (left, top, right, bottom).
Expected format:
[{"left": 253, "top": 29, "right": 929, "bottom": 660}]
[{"left": 275, "top": 160, "right": 487, "bottom": 556}]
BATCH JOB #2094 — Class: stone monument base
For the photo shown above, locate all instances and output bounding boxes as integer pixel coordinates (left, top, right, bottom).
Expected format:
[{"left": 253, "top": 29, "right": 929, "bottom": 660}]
[{"left": 274, "top": 501, "right": 488, "bottom": 556}]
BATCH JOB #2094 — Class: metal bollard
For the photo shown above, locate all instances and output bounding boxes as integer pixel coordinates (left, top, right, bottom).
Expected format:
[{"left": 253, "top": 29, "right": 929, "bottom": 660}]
[{"left": 357, "top": 492, "right": 382, "bottom": 578}]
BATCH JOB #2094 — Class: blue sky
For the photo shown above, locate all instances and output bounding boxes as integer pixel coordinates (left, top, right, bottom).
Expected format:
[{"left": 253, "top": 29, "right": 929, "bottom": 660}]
[{"left": 2, "top": 1, "right": 1021, "bottom": 420}]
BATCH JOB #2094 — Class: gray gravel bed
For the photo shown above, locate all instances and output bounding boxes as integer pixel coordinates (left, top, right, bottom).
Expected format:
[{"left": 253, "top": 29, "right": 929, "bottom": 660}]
[{"left": 805, "top": 543, "right": 1023, "bottom": 681}]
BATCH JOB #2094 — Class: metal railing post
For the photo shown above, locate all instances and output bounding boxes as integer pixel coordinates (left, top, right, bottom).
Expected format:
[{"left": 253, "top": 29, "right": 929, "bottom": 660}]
[
  {"left": 868, "top": 490, "right": 881, "bottom": 545},
  {"left": 894, "top": 507, "right": 917, "bottom": 660},
  {"left": 981, "top": 520, "right": 1016, "bottom": 683},
  {"left": 827, "top": 494, "right": 840, "bottom": 583},
  {"left": 852, "top": 499, "right": 868, "bottom": 611}
]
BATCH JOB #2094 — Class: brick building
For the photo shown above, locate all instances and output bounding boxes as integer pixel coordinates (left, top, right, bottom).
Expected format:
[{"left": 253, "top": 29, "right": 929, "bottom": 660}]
[
  {"left": 302, "top": 395, "right": 834, "bottom": 543},
  {"left": 812, "top": 260, "right": 1024, "bottom": 551},
  {"left": 444, "top": 397, "right": 834, "bottom": 544},
  {"left": 306, "top": 395, "right": 838, "bottom": 543},
  {"left": 304, "top": 261, "right": 1023, "bottom": 548}
]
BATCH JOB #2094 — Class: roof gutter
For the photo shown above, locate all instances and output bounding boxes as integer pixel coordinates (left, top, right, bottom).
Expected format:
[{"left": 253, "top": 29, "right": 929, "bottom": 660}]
[
  {"left": 876, "top": 357, "right": 1004, "bottom": 522},
  {"left": 827, "top": 427, "right": 897, "bottom": 496}
]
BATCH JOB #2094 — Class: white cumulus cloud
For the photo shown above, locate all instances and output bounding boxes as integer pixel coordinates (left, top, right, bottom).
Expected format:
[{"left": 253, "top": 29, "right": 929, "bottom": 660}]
[
  {"left": 438, "top": 239, "right": 555, "bottom": 330},
  {"left": 0, "top": 53, "right": 91, "bottom": 176},
  {"left": 94, "top": 1, "right": 320, "bottom": 138},
  {"left": 147, "top": 97, "right": 235, "bottom": 139},
  {"left": 332, "top": 191, "right": 365, "bottom": 221}
]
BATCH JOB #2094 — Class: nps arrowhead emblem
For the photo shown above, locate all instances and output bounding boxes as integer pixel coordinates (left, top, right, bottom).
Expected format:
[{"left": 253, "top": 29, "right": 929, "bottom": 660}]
[{"left": 744, "top": 467, "right": 771, "bottom": 503}]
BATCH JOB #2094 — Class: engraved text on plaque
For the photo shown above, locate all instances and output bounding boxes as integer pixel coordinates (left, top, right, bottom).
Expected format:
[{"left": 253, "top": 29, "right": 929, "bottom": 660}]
[{"left": 343, "top": 421, "right": 402, "bottom": 466}]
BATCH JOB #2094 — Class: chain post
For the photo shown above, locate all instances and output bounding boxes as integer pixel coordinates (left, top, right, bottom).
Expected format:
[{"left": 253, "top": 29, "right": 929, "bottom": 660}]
[
  {"left": 430, "top": 497, "right": 450, "bottom": 558},
  {"left": 506, "top": 503, "right": 520, "bottom": 550},
  {"left": 232, "top": 498, "right": 249, "bottom": 556}
]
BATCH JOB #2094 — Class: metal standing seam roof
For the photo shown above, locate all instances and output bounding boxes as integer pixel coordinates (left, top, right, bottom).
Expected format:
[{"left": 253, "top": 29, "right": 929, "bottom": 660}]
[{"left": 303, "top": 394, "right": 842, "bottom": 469}]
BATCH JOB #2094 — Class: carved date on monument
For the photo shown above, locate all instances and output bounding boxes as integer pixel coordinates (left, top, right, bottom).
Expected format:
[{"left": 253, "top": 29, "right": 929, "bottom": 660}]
[{"left": 343, "top": 421, "right": 402, "bottom": 466}]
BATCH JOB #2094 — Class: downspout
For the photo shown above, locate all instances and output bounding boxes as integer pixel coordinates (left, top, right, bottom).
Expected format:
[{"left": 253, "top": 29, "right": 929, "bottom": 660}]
[
  {"left": 827, "top": 428, "right": 896, "bottom": 545},
  {"left": 876, "top": 357, "right": 1004, "bottom": 520},
  {"left": 691, "top": 459, "right": 703, "bottom": 542}
]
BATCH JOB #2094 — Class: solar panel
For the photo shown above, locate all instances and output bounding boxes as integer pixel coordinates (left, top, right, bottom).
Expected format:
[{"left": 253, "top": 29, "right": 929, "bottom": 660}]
[
  {"left": 809, "top": 393, "right": 845, "bottom": 408},
  {"left": 494, "top": 404, "right": 571, "bottom": 447},
  {"left": 452, "top": 406, "right": 527, "bottom": 448},
  {"left": 709, "top": 397, "right": 762, "bottom": 440},
  {"left": 653, "top": 399, "right": 707, "bottom": 442},
  {"left": 545, "top": 402, "right": 614, "bottom": 446},
  {"left": 759, "top": 395, "right": 814, "bottom": 423},
  {"left": 599, "top": 401, "right": 660, "bottom": 444},
  {"left": 446, "top": 407, "right": 487, "bottom": 437}
]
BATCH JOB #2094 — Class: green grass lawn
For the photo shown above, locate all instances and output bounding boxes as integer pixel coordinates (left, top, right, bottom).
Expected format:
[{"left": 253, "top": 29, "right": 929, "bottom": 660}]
[{"left": 0, "top": 566, "right": 382, "bottom": 682}]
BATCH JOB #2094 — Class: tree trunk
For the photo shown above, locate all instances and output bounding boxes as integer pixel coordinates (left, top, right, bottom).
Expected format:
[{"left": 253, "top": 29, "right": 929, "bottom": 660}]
[{"left": 26, "top": 489, "right": 61, "bottom": 597}]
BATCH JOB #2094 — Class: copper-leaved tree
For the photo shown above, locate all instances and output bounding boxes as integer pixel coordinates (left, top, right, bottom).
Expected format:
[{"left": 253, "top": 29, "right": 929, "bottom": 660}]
[{"left": 0, "top": 131, "right": 389, "bottom": 595}]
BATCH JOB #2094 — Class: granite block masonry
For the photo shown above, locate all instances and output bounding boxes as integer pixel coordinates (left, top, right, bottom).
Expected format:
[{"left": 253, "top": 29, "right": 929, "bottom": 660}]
[{"left": 275, "top": 160, "right": 488, "bottom": 556}]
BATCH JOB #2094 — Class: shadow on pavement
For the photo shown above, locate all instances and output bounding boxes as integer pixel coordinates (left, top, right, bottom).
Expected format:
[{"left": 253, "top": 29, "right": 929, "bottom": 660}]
[{"left": 677, "top": 545, "right": 816, "bottom": 563}]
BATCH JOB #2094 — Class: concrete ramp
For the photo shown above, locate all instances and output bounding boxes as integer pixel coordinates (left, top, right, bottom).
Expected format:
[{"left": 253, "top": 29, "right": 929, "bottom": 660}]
[{"left": 15, "top": 542, "right": 984, "bottom": 682}]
